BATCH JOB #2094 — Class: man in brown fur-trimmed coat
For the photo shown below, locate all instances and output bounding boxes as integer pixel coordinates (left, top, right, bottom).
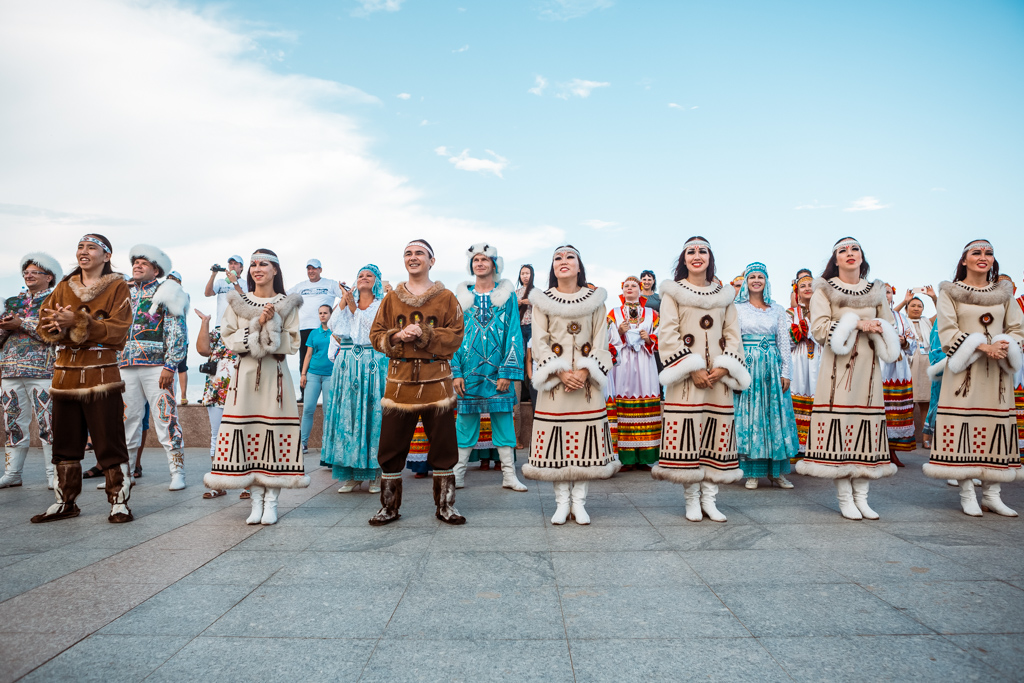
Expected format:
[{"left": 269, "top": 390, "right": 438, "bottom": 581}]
[{"left": 368, "top": 239, "right": 466, "bottom": 526}]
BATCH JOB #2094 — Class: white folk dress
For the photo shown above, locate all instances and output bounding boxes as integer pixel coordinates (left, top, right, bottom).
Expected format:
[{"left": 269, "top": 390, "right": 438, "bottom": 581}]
[
  {"left": 606, "top": 300, "right": 662, "bottom": 465},
  {"left": 787, "top": 305, "right": 820, "bottom": 455},
  {"left": 881, "top": 309, "right": 918, "bottom": 451}
]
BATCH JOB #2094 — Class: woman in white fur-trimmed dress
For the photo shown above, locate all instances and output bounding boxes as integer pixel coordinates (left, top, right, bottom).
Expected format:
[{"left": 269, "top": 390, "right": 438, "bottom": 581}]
[
  {"left": 523, "top": 245, "right": 618, "bottom": 525},
  {"left": 795, "top": 237, "right": 901, "bottom": 520},
  {"left": 922, "top": 240, "right": 1023, "bottom": 516},
  {"left": 204, "top": 249, "right": 309, "bottom": 525},
  {"left": 653, "top": 236, "right": 751, "bottom": 523}
]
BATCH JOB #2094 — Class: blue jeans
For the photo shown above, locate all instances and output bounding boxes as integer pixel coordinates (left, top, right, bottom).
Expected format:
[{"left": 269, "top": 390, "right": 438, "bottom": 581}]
[{"left": 301, "top": 372, "right": 332, "bottom": 448}]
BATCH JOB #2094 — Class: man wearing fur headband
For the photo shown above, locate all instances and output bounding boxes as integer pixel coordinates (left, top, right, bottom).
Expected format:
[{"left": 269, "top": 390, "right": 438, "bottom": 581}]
[
  {"left": 452, "top": 243, "right": 527, "bottom": 492},
  {"left": 117, "top": 244, "right": 189, "bottom": 490},
  {"left": 0, "top": 253, "right": 62, "bottom": 489},
  {"left": 368, "top": 239, "right": 466, "bottom": 525}
]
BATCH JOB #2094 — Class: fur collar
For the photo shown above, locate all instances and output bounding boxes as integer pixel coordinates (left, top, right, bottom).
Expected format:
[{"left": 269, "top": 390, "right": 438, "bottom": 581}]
[
  {"left": 394, "top": 281, "right": 447, "bottom": 307},
  {"left": 529, "top": 286, "right": 607, "bottom": 318},
  {"left": 939, "top": 279, "right": 1013, "bottom": 307},
  {"left": 228, "top": 290, "right": 304, "bottom": 321},
  {"left": 455, "top": 278, "right": 515, "bottom": 310},
  {"left": 151, "top": 279, "right": 189, "bottom": 318},
  {"left": 67, "top": 273, "right": 127, "bottom": 303},
  {"left": 660, "top": 279, "right": 735, "bottom": 310},
  {"left": 813, "top": 277, "right": 886, "bottom": 309}
]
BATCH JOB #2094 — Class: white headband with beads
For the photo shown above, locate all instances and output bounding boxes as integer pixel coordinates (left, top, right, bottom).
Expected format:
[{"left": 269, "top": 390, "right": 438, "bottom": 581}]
[
  {"left": 250, "top": 252, "right": 279, "bottom": 265},
  {"left": 832, "top": 238, "right": 861, "bottom": 253},
  {"left": 685, "top": 239, "right": 711, "bottom": 251},
  {"left": 405, "top": 240, "right": 434, "bottom": 258},
  {"left": 962, "top": 240, "right": 993, "bottom": 253},
  {"left": 552, "top": 245, "right": 580, "bottom": 259}
]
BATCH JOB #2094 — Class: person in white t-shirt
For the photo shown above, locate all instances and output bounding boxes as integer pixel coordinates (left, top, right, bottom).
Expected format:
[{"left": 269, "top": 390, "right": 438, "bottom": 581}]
[
  {"left": 203, "top": 255, "right": 248, "bottom": 328},
  {"left": 289, "top": 258, "right": 345, "bottom": 399}
]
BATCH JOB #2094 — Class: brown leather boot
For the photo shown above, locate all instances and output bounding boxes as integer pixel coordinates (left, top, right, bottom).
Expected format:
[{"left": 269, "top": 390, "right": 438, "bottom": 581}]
[
  {"left": 105, "top": 463, "right": 134, "bottom": 523},
  {"left": 433, "top": 473, "right": 466, "bottom": 525},
  {"left": 30, "top": 460, "right": 82, "bottom": 523},
  {"left": 368, "top": 477, "right": 403, "bottom": 526}
]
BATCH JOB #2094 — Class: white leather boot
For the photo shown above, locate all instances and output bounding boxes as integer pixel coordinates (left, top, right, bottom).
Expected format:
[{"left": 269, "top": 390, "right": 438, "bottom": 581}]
[
  {"left": 43, "top": 443, "right": 55, "bottom": 490},
  {"left": 498, "top": 447, "right": 527, "bottom": 492},
  {"left": 835, "top": 479, "right": 862, "bottom": 520},
  {"left": 261, "top": 487, "right": 280, "bottom": 525},
  {"left": 684, "top": 482, "right": 703, "bottom": 522},
  {"left": 246, "top": 485, "right": 265, "bottom": 524},
  {"left": 700, "top": 481, "right": 726, "bottom": 522},
  {"left": 570, "top": 481, "right": 590, "bottom": 525},
  {"left": 454, "top": 447, "right": 472, "bottom": 489},
  {"left": 0, "top": 447, "right": 28, "bottom": 488},
  {"left": 958, "top": 480, "right": 983, "bottom": 517},
  {"left": 168, "top": 451, "right": 186, "bottom": 491},
  {"left": 550, "top": 481, "right": 571, "bottom": 525},
  {"left": 981, "top": 483, "right": 1018, "bottom": 517},
  {"left": 851, "top": 478, "right": 879, "bottom": 520}
]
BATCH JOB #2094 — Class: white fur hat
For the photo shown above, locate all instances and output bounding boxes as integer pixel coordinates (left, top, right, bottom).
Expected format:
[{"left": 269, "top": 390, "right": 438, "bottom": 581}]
[
  {"left": 20, "top": 252, "right": 63, "bottom": 284},
  {"left": 466, "top": 242, "right": 503, "bottom": 277},
  {"left": 128, "top": 244, "right": 172, "bottom": 277}
]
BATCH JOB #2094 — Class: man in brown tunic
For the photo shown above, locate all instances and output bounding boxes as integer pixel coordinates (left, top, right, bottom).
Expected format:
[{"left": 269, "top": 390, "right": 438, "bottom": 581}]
[
  {"left": 31, "top": 234, "right": 135, "bottom": 524},
  {"left": 368, "top": 239, "right": 466, "bottom": 525}
]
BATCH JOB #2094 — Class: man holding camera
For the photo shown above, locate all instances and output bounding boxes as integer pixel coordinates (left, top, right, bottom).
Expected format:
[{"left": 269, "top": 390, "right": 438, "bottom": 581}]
[
  {"left": 204, "top": 255, "right": 247, "bottom": 328},
  {"left": 289, "top": 259, "right": 344, "bottom": 401}
]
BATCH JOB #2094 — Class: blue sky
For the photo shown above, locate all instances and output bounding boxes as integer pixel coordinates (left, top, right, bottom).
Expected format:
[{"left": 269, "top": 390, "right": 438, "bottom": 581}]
[{"left": 1, "top": 0, "right": 1022, "bottom": 314}]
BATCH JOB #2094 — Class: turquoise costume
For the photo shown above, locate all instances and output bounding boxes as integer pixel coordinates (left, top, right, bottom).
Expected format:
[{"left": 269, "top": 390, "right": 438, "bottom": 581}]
[
  {"left": 320, "top": 265, "right": 386, "bottom": 483},
  {"left": 732, "top": 263, "right": 800, "bottom": 477},
  {"left": 923, "top": 319, "right": 943, "bottom": 438}
]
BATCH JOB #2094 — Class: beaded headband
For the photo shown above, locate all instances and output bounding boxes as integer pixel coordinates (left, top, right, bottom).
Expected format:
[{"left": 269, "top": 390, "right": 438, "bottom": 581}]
[
  {"left": 832, "top": 238, "right": 861, "bottom": 254},
  {"left": 250, "top": 252, "right": 279, "bottom": 265},
  {"left": 80, "top": 235, "right": 111, "bottom": 254},
  {"left": 744, "top": 262, "right": 768, "bottom": 278},
  {"left": 684, "top": 239, "right": 711, "bottom": 251},
  {"left": 962, "top": 239, "right": 993, "bottom": 253},
  {"left": 553, "top": 245, "right": 581, "bottom": 259},
  {"left": 405, "top": 240, "right": 434, "bottom": 258},
  {"left": 622, "top": 276, "right": 641, "bottom": 288},
  {"left": 792, "top": 274, "right": 813, "bottom": 292}
]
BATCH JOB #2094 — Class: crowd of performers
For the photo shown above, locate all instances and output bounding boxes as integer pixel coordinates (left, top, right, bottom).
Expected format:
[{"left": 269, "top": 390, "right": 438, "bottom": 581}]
[{"left": 1, "top": 234, "right": 1022, "bottom": 527}]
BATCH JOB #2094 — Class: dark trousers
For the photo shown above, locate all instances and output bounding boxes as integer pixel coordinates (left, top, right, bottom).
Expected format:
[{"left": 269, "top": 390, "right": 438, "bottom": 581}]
[
  {"left": 378, "top": 409, "right": 458, "bottom": 474},
  {"left": 52, "top": 393, "right": 130, "bottom": 470}
]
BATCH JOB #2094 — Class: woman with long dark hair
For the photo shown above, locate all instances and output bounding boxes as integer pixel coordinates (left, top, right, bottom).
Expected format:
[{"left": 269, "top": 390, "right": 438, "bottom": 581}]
[
  {"left": 203, "top": 249, "right": 309, "bottom": 525},
  {"left": 922, "top": 240, "right": 1023, "bottom": 516},
  {"left": 795, "top": 237, "right": 901, "bottom": 520}
]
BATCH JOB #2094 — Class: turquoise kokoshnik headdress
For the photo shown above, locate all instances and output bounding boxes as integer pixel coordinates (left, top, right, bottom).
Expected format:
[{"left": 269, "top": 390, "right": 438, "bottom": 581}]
[
  {"left": 357, "top": 263, "right": 384, "bottom": 300},
  {"left": 734, "top": 262, "right": 771, "bottom": 305}
]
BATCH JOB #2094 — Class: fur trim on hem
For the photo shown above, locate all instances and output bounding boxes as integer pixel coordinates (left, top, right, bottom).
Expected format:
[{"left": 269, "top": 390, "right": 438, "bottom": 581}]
[
  {"left": 660, "top": 279, "right": 735, "bottom": 310},
  {"left": 203, "top": 472, "right": 311, "bottom": 490},
  {"left": 68, "top": 273, "right": 126, "bottom": 303},
  {"left": 521, "top": 460, "right": 620, "bottom": 482},
  {"left": 659, "top": 353, "right": 705, "bottom": 387},
  {"left": 528, "top": 287, "right": 607, "bottom": 319},
  {"left": 795, "top": 459, "right": 898, "bottom": 480},
  {"left": 380, "top": 395, "right": 457, "bottom": 413},
  {"left": 947, "top": 332, "right": 986, "bottom": 375},
  {"left": 870, "top": 318, "right": 902, "bottom": 364},
  {"left": 576, "top": 354, "right": 608, "bottom": 391},
  {"left": 701, "top": 465, "right": 745, "bottom": 484},
  {"left": 152, "top": 279, "right": 189, "bottom": 318},
  {"left": 394, "top": 281, "right": 446, "bottom": 307},
  {"left": 21, "top": 252, "right": 63, "bottom": 283},
  {"left": 830, "top": 312, "right": 861, "bottom": 356},
  {"left": 49, "top": 381, "right": 126, "bottom": 401},
  {"left": 921, "top": 462, "right": 1019, "bottom": 483},
  {"left": 927, "top": 357, "right": 947, "bottom": 381},
  {"left": 651, "top": 464, "right": 704, "bottom": 484},
  {"left": 455, "top": 278, "right": 515, "bottom": 310},
  {"left": 533, "top": 357, "right": 573, "bottom": 391},
  {"left": 993, "top": 333, "right": 1023, "bottom": 374},
  {"left": 712, "top": 353, "right": 751, "bottom": 391},
  {"left": 939, "top": 279, "right": 1013, "bottom": 307}
]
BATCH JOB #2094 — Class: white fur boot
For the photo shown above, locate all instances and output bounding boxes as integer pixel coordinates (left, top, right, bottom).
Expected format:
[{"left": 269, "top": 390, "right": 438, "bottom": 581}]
[
  {"left": 454, "top": 447, "right": 472, "bottom": 489},
  {"left": 246, "top": 485, "right": 265, "bottom": 524},
  {"left": 0, "top": 447, "right": 28, "bottom": 488},
  {"left": 261, "top": 487, "right": 280, "bottom": 525},
  {"left": 835, "top": 479, "right": 862, "bottom": 520},
  {"left": 851, "top": 478, "right": 879, "bottom": 520},
  {"left": 700, "top": 481, "right": 726, "bottom": 522},
  {"left": 958, "top": 480, "right": 983, "bottom": 517},
  {"left": 981, "top": 483, "right": 1018, "bottom": 517},
  {"left": 498, "top": 447, "right": 527, "bottom": 492},
  {"left": 570, "top": 481, "right": 590, "bottom": 525},
  {"left": 550, "top": 481, "right": 571, "bottom": 525},
  {"left": 684, "top": 482, "right": 703, "bottom": 522}
]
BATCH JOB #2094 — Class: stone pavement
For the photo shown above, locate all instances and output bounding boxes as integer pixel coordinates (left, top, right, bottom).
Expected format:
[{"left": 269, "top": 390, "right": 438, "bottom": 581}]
[{"left": 1, "top": 447, "right": 1022, "bottom": 682}]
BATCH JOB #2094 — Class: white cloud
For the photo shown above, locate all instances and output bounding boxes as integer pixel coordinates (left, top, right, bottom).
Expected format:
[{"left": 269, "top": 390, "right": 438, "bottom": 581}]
[
  {"left": 843, "top": 196, "right": 891, "bottom": 212},
  {"left": 452, "top": 44, "right": 469, "bottom": 53},
  {"left": 351, "top": 0, "right": 405, "bottom": 17},
  {"left": 538, "top": 0, "right": 613, "bottom": 21},
  {"left": 581, "top": 219, "right": 621, "bottom": 231},
  {"left": 668, "top": 103, "right": 683, "bottom": 110},
  {"left": 690, "top": 105, "right": 698, "bottom": 109},
  {"left": 931, "top": 187, "right": 947, "bottom": 192},
  {"left": 555, "top": 78, "right": 610, "bottom": 99},
  {"left": 396, "top": 92, "right": 411, "bottom": 99},
  {"left": 528, "top": 75, "right": 548, "bottom": 96},
  {"left": 794, "top": 200, "right": 834, "bottom": 210},
  {"left": 435, "top": 148, "right": 509, "bottom": 178},
  {"left": 0, "top": 0, "right": 560, "bottom": 299},
  {"left": 637, "top": 77, "right": 653, "bottom": 90}
]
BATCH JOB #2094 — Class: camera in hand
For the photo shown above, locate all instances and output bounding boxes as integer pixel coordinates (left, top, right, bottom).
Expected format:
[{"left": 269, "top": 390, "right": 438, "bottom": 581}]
[
  {"left": 199, "top": 359, "right": 218, "bottom": 375},
  {"left": 211, "top": 264, "right": 226, "bottom": 273}
]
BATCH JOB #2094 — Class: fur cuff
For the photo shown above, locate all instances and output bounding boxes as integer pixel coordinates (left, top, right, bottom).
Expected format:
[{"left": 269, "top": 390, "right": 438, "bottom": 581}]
[
  {"left": 378, "top": 328, "right": 404, "bottom": 357},
  {"left": 36, "top": 320, "right": 66, "bottom": 343},
  {"left": 921, "top": 462, "right": 1019, "bottom": 483},
  {"left": 521, "top": 459, "right": 621, "bottom": 482},
  {"left": 576, "top": 354, "right": 608, "bottom": 391},
  {"left": 829, "top": 312, "right": 861, "bottom": 356},
  {"left": 993, "top": 333, "right": 1023, "bottom": 375},
  {"left": 794, "top": 459, "right": 898, "bottom": 480},
  {"left": 947, "top": 332, "right": 986, "bottom": 375},
  {"left": 712, "top": 353, "right": 751, "bottom": 392},
  {"left": 651, "top": 464, "right": 704, "bottom": 484},
  {"left": 659, "top": 352, "right": 705, "bottom": 387},
  {"left": 869, "top": 318, "right": 902, "bottom": 364},
  {"left": 927, "top": 358, "right": 946, "bottom": 381},
  {"left": 533, "top": 356, "right": 573, "bottom": 391},
  {"left": 413, "top": 323, "right": 433, "bottom": 350},
  {"left": 701, "top": 464, "right": 745, "bottom": 484},
  {"left": 152, "top": 279, "right": 189, "bottom": 318},
  {"left": 68, "top": 309, "right": 93, "bottom": 344}
]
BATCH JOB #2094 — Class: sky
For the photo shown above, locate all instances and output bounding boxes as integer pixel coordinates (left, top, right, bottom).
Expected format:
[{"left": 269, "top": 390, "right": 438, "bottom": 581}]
[{"left": 1, "top": 0, "right": 1022, "bottom": 393}]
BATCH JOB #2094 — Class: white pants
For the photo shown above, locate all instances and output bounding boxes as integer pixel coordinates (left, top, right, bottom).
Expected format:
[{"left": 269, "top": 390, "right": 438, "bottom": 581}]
[
  {"left": 2, "top": 377, "right": 54, "bottom": 476},
  {"left": 122, "top": 366, "right": 184, "bottom": 473},
  {"left": 207, "top": 405, "right": 224, "bottom": 458}
]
